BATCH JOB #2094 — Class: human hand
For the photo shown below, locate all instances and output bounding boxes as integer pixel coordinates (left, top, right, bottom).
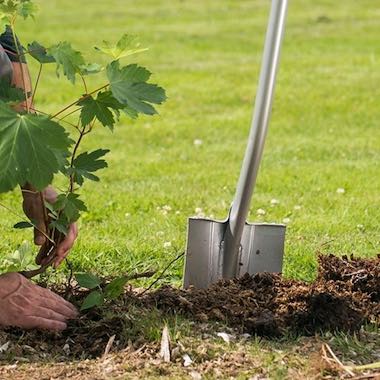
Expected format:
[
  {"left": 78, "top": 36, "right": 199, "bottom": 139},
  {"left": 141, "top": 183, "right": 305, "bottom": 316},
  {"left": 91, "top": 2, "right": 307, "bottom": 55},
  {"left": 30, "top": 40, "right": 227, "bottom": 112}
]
[
  {"left": 21, "top": 184, "right": 78, "bottom": 268},
  {"left": 0, "top": 272, "right": 78, "bottom": 331}
]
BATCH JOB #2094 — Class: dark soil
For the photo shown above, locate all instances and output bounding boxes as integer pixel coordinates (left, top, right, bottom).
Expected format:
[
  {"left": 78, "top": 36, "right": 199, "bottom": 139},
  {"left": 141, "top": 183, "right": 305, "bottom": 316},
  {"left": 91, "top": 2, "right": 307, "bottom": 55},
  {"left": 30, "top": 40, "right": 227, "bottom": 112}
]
[
  {"left": 141, "top": 254, "right": 379, "bottom": 336},
  {"left": 0, "top": 254, "right": 379, "bottom": 362}
]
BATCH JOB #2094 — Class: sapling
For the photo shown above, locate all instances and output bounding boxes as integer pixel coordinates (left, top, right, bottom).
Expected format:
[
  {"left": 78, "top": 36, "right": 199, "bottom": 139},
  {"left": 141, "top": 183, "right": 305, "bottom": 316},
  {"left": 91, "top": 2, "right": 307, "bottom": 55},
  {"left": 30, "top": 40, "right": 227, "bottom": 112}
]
[{"left": 0, "top": 1, "right": 167, "bottom": 281}]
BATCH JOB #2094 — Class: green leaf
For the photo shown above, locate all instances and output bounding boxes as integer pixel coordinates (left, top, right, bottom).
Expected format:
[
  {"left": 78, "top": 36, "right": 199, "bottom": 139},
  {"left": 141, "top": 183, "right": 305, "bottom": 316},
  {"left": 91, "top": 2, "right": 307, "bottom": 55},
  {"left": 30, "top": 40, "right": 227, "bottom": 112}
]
[
  {"left": 54, "top": 193, "right": 87, "bottom": 223},
  {"left": 78, "top": 91, "right": 122, "bottom": 129},
  {"left": 79, "top": 63, "right": 102, "bottom": 75},
  {"left": 104, "top": 276, "right": 128, "bottom": 300},
  {"left": 107, "top": 61, "right": 166, "bottom": 116},
  {"left": 27, "top": 41, "right": 55, "bottom": 63},
  {"left": 49, "top": 218, "right": 68, "bottom": 235},
  {"left": 48, "top": 42, "right": 85, "bottom": 84},
  {"left": 0, "top": 101, "right": 72, "bottom": 192},
  {"left": 13, "top": 221, "right": 33, "bottom": 229},
  {"left": 76, "top": 272, "right": 101, "bottom": 289},
  {"left": 18, "top": 0, "right": 38, "bottom": 19},
  {"left": 81, "top": 290, "right": 104, "bottom": 310},
  {"left": 0, "top": 77, "right": 26, "bottom": 103},
  {"left": 70, "top": 149, "right": 109, "bottom": 186},
  {"left": 95, "top": 34, "right": 148, "bottom": 60}
]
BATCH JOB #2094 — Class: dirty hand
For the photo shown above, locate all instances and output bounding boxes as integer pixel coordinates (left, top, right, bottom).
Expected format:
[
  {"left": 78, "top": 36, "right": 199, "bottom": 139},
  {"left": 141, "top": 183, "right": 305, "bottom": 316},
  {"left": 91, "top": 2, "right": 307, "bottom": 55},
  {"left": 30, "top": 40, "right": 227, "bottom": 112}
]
[
  {"left": 0, "top": 272, "right": 78, "bottom": 331},
  {"left": 21, "top": 184, "right": 78, "bottom": 268}
]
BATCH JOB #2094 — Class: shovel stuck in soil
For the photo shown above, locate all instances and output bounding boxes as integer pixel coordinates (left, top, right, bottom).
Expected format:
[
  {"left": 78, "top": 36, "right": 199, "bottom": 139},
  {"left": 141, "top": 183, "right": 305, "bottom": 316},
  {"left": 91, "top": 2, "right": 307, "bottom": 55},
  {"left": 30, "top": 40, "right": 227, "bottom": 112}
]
[{"left": 184, "top": 0, "right": 288, "bottom": 289}]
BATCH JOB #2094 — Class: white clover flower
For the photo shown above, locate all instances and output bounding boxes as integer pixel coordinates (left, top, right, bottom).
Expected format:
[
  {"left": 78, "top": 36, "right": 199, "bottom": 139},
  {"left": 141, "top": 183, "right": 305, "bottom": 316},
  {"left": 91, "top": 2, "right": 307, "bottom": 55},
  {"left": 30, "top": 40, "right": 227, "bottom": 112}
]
[
  {"left": 163, "top": 241, "right": 172, "bottom": 249},
  {"left": 193, "top": 139, "right": 203, "bottom": 146},
  {"left": 270, "top": 199, "right": 279, "bottom": 205},
  {"left": 282, "top": 217, "right": 290, "bottom": 224},
  {"left": 124, "top": 213, "right": 130, "bottom": 218},
  {"left": 336, "top": 188, "right": 345, "bottom": 194},
  {"left": 175, "top": 210, "right": 181, "bottom": 215},
  {"left": 161, "top": 210, "right": 168, "bottom": 216},
  {"left": 256, "top": 208, "right": 266, "bottom": 216},
  {"left": 294, "top": 205, "right": 302, "bottom": 210},
  {"left": 162, "top": 205, "right": 172, "bottom": 211}
]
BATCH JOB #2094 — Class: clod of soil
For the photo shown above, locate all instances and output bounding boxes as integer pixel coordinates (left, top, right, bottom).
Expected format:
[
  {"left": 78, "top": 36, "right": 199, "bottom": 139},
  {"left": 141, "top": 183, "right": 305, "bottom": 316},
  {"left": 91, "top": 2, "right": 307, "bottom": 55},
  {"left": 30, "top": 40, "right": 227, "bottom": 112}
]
[{"left": 0, "top": 254, "right": 379, "bottom": 362}]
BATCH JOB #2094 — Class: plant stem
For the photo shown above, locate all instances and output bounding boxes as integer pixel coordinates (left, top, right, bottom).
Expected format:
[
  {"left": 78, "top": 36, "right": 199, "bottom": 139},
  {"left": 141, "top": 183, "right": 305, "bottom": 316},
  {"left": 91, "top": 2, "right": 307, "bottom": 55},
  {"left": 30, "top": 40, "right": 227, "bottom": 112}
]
[
  {"left": 140, "top": 252, "right": 185, "bottom": 295},
  {"left": 80, "top": 75, "right": 88, "bottom": 94},
  {"left": 9, "top": 22, "right": 30, "bottom": 113},
  {"left": 0, "top": 201, "right": 55, "bottom": 245},
  {"left": 58, "top": 107, "right": 81, "bottom": 121},
  {"left": 31, "top": 63, "right": 42, "bottom": 106},
  {"left": 51, "top": 83, "right": 109, "bottom": 119},
  {"left": 69, "top": 124, "right": 87, "bottom": 192}
]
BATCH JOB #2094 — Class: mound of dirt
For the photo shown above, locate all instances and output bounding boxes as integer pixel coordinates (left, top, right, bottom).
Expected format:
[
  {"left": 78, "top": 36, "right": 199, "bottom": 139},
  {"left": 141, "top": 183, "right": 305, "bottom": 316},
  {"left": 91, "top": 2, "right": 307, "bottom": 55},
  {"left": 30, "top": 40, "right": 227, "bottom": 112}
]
[
  {"left": 140, "top": 254, "right": 379, "bottom": 336},
  {"left": 0, "top": 254, "right": 379, "bottom": 361}
]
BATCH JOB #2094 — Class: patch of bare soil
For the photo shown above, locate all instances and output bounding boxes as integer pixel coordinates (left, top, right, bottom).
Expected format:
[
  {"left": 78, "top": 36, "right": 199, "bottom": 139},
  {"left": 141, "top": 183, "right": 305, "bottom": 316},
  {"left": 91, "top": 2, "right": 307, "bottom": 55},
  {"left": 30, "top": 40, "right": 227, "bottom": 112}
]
[{"left": 0, "top": 254, "right": 378, "bottom": 366}]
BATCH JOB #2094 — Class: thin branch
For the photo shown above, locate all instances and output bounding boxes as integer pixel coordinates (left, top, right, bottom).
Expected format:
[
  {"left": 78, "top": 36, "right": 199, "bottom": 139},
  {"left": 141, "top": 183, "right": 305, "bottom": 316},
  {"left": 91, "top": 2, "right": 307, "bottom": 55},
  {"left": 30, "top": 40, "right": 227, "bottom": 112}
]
[
  {"left": 124, "top": 270, "right": 156, "bottom": 282},
  {"left": 51, "top": 83, "right": 109, "bottom": 119},
  {"left": 58, "top": 107, "right": 81, "bottom": 122},
  {"left": 20, "top": 104, "right": 80, "bottom": 130},
  {"left": 80, "top": 75, "right": 88, "bottom": 94},
  {"left": 69, "top": 124, "right": 87, "bottom": 192},
  {"left": 140, "top": 252, "right": 185, "bottom": 295},
  {"left": 31, "top": 63, "right": 42, "bottom": 106},
  {"left": 0, "top": 201, "right": 55, "bottom": 245}
]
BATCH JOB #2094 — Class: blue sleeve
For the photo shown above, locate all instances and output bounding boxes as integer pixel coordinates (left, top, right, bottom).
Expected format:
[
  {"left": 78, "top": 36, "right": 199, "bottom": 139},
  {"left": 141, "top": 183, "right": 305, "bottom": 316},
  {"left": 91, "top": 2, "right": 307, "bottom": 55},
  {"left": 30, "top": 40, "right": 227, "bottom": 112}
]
[{"left": 0, "top": 25, "right": 26, "bottom": 63}]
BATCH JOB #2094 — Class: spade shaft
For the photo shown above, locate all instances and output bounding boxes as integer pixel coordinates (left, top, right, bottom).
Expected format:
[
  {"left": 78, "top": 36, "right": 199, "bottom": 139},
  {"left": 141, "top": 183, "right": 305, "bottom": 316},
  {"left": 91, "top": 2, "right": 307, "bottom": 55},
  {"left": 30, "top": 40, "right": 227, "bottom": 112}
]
[{"left": 223, "top": 0, "right": 288, "bottom": 278}]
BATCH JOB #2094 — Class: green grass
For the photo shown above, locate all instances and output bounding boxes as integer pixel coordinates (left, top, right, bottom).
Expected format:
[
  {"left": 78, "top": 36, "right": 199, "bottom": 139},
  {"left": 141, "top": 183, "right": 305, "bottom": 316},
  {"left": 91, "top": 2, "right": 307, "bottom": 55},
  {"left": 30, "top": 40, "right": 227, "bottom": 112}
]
[{"left": 0, "top": 0, "right": 379, "bottom": 286}]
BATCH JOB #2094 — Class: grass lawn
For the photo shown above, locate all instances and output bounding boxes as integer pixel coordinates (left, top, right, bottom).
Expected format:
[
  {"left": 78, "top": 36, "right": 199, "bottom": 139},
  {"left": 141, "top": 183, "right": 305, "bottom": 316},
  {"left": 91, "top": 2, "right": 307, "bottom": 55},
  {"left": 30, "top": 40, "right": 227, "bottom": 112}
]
[{"left": 0, "top": 0, "right": 379, "bottom": 378}]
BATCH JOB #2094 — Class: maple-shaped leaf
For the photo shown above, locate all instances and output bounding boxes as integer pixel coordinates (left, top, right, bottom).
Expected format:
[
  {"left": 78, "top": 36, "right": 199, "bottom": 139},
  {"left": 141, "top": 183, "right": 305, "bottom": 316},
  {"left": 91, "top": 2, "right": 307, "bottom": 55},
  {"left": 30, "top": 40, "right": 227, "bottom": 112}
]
[
  {"left": 68, "top": 149, "right": 110, "bottom": 186},
  {"left": 0, "top": 77, "right": 26, "bottom": 103},
  {"left": 48, "top": 42, "right": 85, "bottom": 84},
  {"left": 0, "top": 101, "right": 72, "bottom": 192},
  {"left": 27, "top": 41, "right": 55, "bottom": 63},
  {"left": 53, "top": 192, "right": 87, "bottom": 224},
  {"left": 95, "top": 34, "right": 148, "bottom": 60},
  {"left": 78, "top": 91, "right": 123, "bottom": 130},
  {"left": 107, "top": 61, "right": 166, "bottom": 116}
]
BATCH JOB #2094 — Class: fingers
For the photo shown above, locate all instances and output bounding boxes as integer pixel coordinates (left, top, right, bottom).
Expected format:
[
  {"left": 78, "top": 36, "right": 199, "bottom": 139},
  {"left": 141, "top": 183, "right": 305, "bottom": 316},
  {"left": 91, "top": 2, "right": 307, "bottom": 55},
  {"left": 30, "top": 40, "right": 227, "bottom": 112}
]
[
  {"left": 38, "top": 297, "right": 78, "bottom": 319},
  {"left": 21, "top": 316, "right": 67, "bottom": 331},
  {"left": 42, "top": 186, "right": 58, "bottom": 204},
  {"left": 35, "top": 285, "right": 78, "bottom": 317},
  {"left": 0, "top": 273, "right": 78, "bottom": 332},
  {"left": 53, "top": 224, "right": 78, "bottom": 268},
  {"left": 21, "top": 186, "right": 47, "bottom": 246}
]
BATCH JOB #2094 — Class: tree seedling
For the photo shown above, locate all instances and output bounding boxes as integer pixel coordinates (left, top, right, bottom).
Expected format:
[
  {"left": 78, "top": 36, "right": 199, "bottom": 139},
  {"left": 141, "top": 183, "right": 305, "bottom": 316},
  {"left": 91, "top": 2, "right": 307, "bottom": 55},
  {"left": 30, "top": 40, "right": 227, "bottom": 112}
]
[{"left": 0, "top": 1, "right": 167, "bottom": 287}]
